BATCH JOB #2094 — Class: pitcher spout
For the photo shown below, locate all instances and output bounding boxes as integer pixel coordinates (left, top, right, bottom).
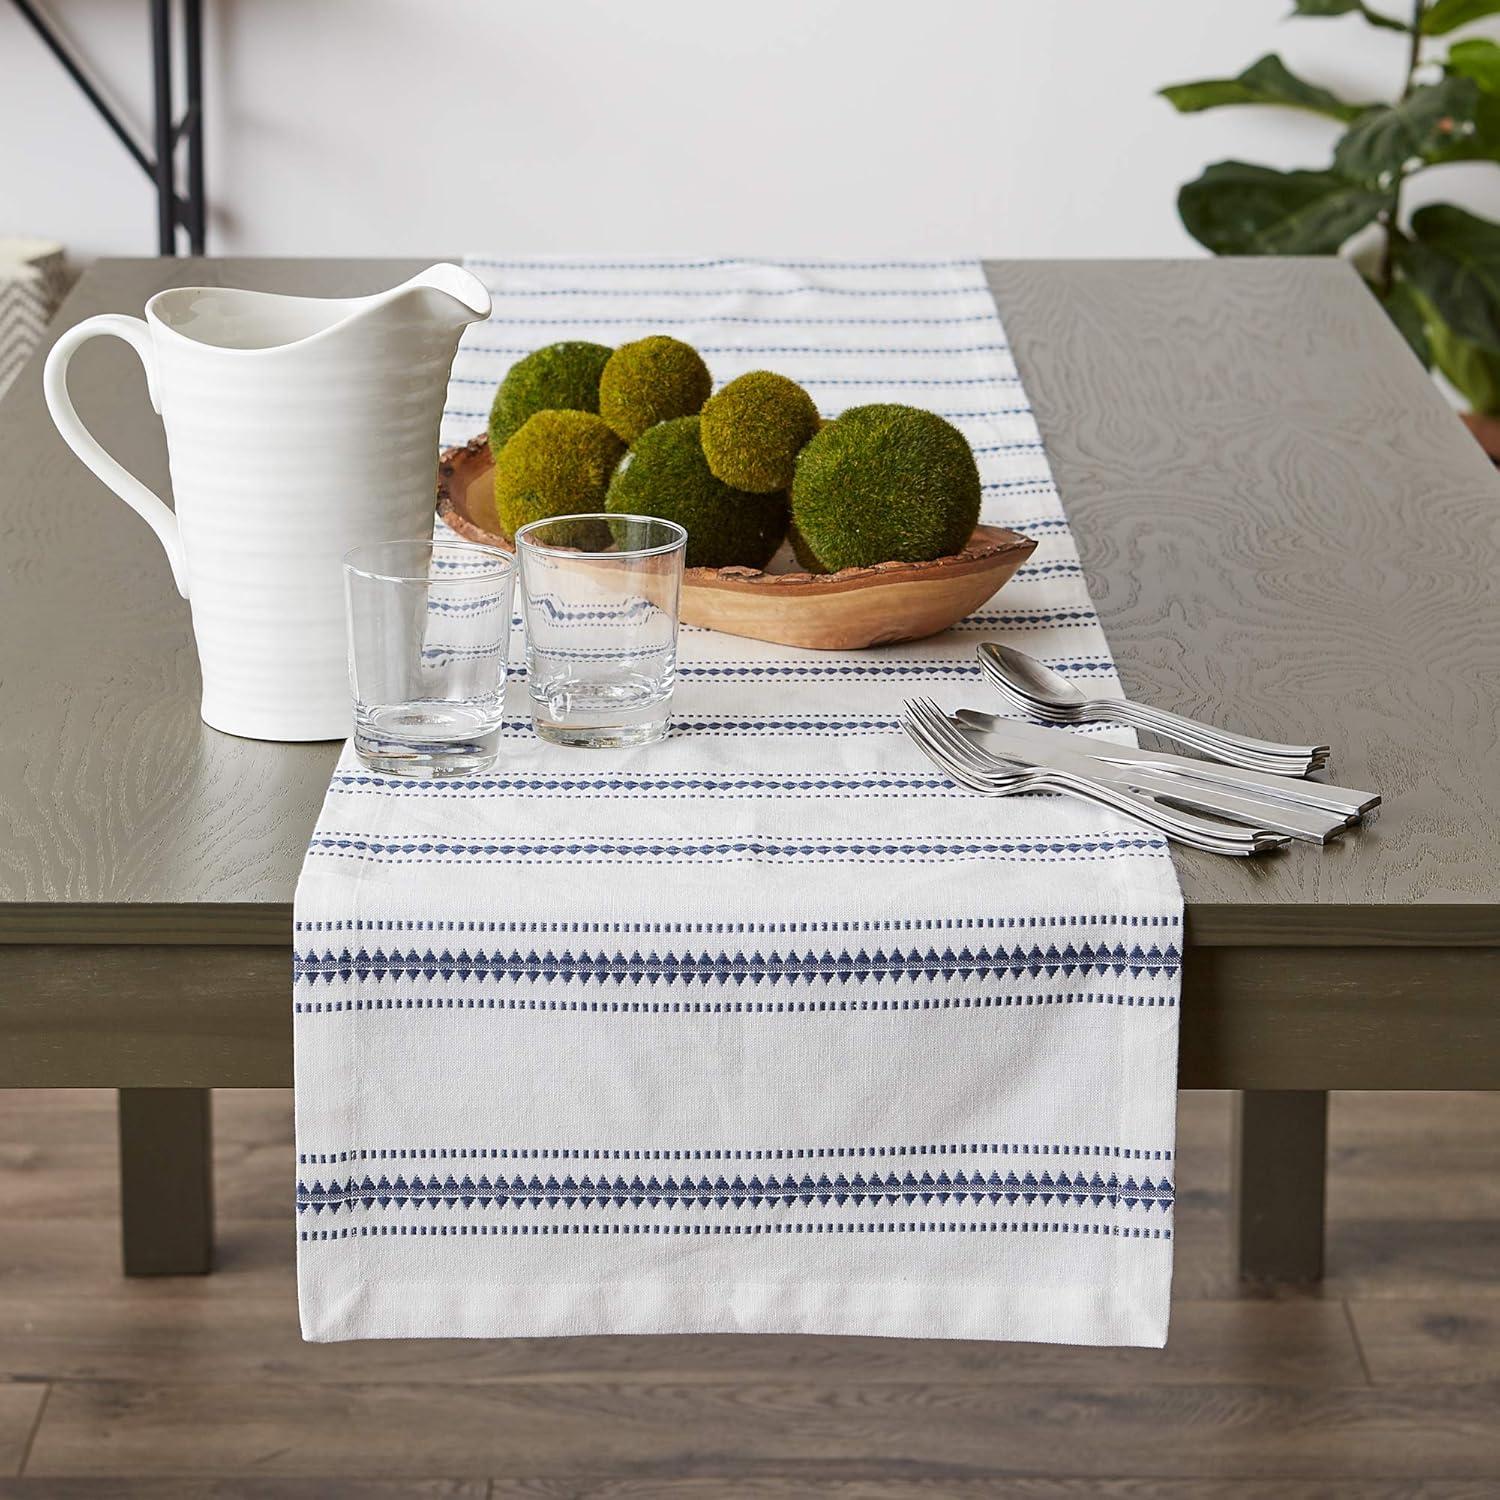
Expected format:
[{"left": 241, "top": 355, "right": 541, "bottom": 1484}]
[
  {"left": 400, "top": 263, "right": 492, "bottom": 323},
  {"left": 375, "top": 263, "right": 491, "bottom": 338}
]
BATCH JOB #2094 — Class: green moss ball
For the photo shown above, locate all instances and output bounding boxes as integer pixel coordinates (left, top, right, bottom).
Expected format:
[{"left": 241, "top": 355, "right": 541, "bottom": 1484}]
[
  {"left": 598, "top": 336, "right": 712, "bottom": 443},
  {"left": 699, "top": 371, "right": 820, "bottom": 493},
  {"left": 491, "top": 409, "right": 623, "bottom": 548},
  {"left": 789, "top": 404, "right": 981, "bottom": 571},
  {"left": 605, "top": 416, "right": 787, "bottom": 570},
  {"left": 487, "top": 341, "right": 613, "bottom": 453}
]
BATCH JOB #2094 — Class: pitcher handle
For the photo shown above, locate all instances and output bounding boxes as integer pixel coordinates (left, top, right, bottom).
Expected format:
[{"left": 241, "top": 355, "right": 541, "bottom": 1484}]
[{"left": 43, "top": 314, "right": 189, "bottom": 597}]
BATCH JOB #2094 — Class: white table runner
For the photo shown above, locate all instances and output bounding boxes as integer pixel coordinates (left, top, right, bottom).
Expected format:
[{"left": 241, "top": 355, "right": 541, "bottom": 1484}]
[{"left": 294, "top": 257, "right": 1183, "bottom": 1346}]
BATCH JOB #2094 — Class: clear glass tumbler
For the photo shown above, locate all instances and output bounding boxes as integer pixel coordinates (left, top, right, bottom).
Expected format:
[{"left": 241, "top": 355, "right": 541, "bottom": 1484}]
[
  {"left": 343, "top": 538, "right": 515, "bottom": 776},
  {"left": 515, "top": 512, "right": 687, "bottom": 748}
]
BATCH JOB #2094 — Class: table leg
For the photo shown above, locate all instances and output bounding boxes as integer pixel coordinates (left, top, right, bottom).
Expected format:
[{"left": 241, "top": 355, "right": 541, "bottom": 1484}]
[
  {"left": 117, "top": 1088, "right": 214, "bottom": 1275},
  {"left": 1232, "top": 1089, "right": 1328, "bottom": 1284}
]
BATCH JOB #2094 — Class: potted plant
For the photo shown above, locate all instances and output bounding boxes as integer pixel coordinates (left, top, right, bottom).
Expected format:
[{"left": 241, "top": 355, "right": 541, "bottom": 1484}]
[{"left": 1162, "top": 0, "right": 1500, "bottom": 457}]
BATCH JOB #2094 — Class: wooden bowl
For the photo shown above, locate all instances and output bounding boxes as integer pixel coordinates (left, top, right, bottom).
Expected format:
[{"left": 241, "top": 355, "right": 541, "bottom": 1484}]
[{"left": 436, "top": 435, "right": 1037, "bottom": 651}]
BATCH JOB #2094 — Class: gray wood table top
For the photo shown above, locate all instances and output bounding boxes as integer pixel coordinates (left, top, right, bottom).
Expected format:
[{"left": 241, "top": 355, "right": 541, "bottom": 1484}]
[{"left": 1, "top": 256, "right": 1496, "bottom": 950}]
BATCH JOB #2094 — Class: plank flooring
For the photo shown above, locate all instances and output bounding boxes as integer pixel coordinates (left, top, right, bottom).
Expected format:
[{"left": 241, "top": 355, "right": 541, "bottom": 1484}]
[{"left": 1, "top": 1089, "right": 1498, "bottom": 1493}]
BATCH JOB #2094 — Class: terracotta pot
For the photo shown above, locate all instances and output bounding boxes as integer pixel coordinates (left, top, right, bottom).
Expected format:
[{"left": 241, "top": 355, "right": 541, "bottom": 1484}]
[{"left": 1460, "top": 410, "right": 1500, "bottom": 463}]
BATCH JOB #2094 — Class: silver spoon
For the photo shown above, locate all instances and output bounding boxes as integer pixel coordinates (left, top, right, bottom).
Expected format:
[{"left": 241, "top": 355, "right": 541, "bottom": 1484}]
[
  {"left": 978, "top": 643, "right": 1328, "bottom": 774},
  {"left": 977, "top": 654, "right": 1320, "bottom": 774}
]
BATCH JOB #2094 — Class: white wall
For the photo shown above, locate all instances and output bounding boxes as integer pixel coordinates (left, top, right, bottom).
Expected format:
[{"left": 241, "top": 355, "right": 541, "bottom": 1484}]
[{"left": 5, "top": 0, "right": 1500, "bottom": 262}]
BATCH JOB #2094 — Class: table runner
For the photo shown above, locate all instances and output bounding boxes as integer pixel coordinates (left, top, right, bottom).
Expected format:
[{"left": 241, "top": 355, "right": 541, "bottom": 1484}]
[{"left": 294, "top": 257, "right": 1183, "bottom": 1346}]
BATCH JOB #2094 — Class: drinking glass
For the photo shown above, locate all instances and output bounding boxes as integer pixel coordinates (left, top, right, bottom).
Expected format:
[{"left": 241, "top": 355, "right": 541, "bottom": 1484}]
[
  {"left": 343, "top": 538, "right": 515, "bottom": 776},
  {"left": 515, "top": 512, "right": 687, "bottom": 747}
]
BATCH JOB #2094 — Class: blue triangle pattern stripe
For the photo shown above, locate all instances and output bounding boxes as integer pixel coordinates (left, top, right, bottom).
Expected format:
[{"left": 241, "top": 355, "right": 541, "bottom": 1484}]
[
  {"left": 294, "top": 941, "right": 1183, "bottom": 987},
  {"left": 296, "top": 1168, "right": 1176, "bottom": 1215}
]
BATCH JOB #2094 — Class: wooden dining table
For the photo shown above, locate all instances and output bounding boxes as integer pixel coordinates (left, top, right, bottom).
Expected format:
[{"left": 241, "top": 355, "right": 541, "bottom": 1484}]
[{"left": 1, "top": 256, "right": 1496, "bottom": 1283}]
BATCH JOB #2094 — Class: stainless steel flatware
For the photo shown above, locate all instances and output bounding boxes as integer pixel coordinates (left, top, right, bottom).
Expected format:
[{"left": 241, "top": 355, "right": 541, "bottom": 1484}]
[
  {"left": 903, "top": 698, "right": 1290, "bottom": 858},
  {"left": 951, "top": 710, "right": 1380, "bottom": 822},
  {"left": 978, "top": 642, "right": 1329, "bottom": 775},
  {"left": 944, "top": 714, "right": 1349, "bottom": 843}
]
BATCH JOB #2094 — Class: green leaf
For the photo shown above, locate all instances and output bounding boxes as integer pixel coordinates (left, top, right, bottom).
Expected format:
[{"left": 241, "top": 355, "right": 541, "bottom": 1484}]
[
  {"left": 1332, "top": 76, "right": 1479, "bottom": 180},
  {"left": 1440, "top": 42, "right": 1500, "bottom": 156},
  {"left": 1376, "top": 274, "right": 1433, "bottom": 364},
  {"left": 1423, "top": 0, "right": 1500, "bottom": 34},
  {"left": 1161, "top": 54, "right": 1370, "bottom": 121},
  {"left": 1178, "top": 161, "right": 1389, "bottom": 255},
  {"left": 1428, "top": 318, "right": 1500, "bottom": 411},
  {"left": 1423, "top": 88, "right": 1500, "bottom": 160},
  {"left": 1396, "top": 203, "right": 1500, "bottom": 349},
  {"left": 1289, "top": 0, "right": 1412, "bottom": 30},
  {"left": 1445, "top": 36, "right": 1500, "bottom": 92}
]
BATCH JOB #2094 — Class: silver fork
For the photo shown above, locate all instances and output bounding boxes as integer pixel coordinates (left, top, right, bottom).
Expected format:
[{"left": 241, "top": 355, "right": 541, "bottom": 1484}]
[
  {"left": 903, "top": 698, "right": 1290, "bottom": 858},
  {"left": 905, "top": 700, "right": 1287, "bottom": 858},
  {"left": 904, "top": 711, "right": 1277, "bottom": 859}
]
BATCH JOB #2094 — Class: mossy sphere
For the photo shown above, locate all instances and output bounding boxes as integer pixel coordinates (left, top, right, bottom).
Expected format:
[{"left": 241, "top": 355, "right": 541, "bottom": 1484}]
[
  {"left": 789, "top": 404, "right": 981, "bottom": 571},
  {"left": 491, "top": 409, "right": 624, "bottom": 548},
  {"left": 699, "top": 371, "right": 820, "bottom": 493},
  {"left": 605, "top": 416, "right": 786, "bottom": 570},
  {"left": 487, "top": 341, "right": 613, "bottom": 452},
  {"left": 598, "top": 336, "right": 712, "bottom": 443}
]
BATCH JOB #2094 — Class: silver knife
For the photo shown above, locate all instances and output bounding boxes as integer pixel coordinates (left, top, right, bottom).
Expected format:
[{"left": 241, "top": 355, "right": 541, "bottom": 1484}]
[
  {"left": 948, "top": 715, "right": 1352, "bottom": 844},
  {"left": 954, "top": 709, "right": 1378, "bottom": 819}
]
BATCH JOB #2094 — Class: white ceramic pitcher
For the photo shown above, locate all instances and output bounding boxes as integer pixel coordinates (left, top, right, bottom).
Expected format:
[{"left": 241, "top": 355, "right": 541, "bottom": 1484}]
[{"left": 43, "top": 264, "right": 491, "bottom": 741}]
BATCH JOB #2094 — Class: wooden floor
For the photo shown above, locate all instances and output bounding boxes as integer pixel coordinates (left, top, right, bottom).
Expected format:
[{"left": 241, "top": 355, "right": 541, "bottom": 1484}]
[{"left": 0, "top": 1090, "right": 1498, "bottom": 1497}]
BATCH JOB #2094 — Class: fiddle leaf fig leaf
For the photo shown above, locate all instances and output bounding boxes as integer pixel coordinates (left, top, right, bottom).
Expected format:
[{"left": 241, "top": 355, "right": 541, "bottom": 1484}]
[
  {"left": 1332, "top": 76, "right": 1479, "bottom": 180},
  {"left": 1161, "top": 54, "right": 1370, "bottom": 121},
  {"left": 1427, "top": 316, "right": 1500, "bottom": 413},
  {"left": 1178, "top": 161, "right": 1389, "bottom": 255},
  {"left": 1375, "top": 274, "right": 1433, "bottom": 365},
  {"left": 1289, "top": 0, "right": 1412, "bottom": 30},
  {"left": 1423, "top": 90, "right": 1500, "bottom": 162},
  {"left": 1446, "top": 37, "right": 1500, "bottom": 93},
  {"left": 1422, "top": 0, "right": 1500, "bottom": 34},
  {"left": 1442, "top": 40, "right": 1500, "bottom": 155},
  {"left": 1396, "top": 204, "right": 1500, "bottom": 350}
]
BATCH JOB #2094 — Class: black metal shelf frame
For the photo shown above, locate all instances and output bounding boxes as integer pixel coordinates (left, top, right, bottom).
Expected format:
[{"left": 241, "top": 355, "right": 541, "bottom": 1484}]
[{"left": 11, "top": 0, "right": 206, "bottom": 255}]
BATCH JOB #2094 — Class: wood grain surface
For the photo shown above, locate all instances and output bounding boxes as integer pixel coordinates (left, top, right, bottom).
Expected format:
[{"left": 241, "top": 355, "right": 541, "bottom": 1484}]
[
  {"left": 0, "top": 1484, "right": 1492, "bottom": 1500},
  {"left": 0, "top": 1384, "right": 44, "bottom": 1478},
  {"left": 25, "top": 1376, "right": 1500, "bottom": 1480},
  {"left": 986, "top": 258, "right": 1500, "bottom": 946},
  {"left": 0, "top": 257, "right": 1496, "bottom": 954}
]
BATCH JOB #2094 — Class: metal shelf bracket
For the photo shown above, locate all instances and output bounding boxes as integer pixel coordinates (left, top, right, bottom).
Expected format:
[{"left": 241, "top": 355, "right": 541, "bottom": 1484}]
[{"left": 11, "top": 0, "right": 206, "bottom": 255}]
